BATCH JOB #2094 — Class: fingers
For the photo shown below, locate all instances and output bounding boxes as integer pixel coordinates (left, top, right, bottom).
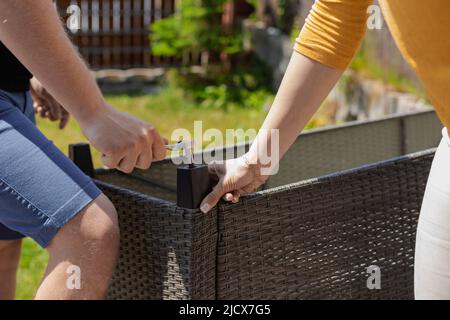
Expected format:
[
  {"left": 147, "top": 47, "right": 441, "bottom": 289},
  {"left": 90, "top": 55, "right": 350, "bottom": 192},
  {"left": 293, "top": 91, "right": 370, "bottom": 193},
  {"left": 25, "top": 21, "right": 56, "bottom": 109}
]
[
  {"left": 31, "top": 81, "right": 67, "bottom": 125},
  {"left": 222, "top": 180, "right": 264, "bottom": 205},
  {"left": 135, "top": 144, "right": 153, "bottom": 170},
  {"left": 85, "top": 106, "right": 167, "bottom": 174},
  {"left": 40, "top": 94, "right": 61, "bottom": 121},
  {"left": 101, "top": 152, "right": 122, "bottom": 169},
  {"left": 35, "top": 103, "right": 51, "bottom": 119},
  {"left": 200, "top": 162, "right": 230, "bottom": 212},
  {"left": 200, "top": 180, "right": 226, "bottom": 213},
  {"left": 33, "top": 100, "right": 43, "bottom": 113},
  {"left": 135, "top": 131, "right": 166, "bottom": 169},
  {"left": 40, "top": 105, "right": 48, "bottom": 118},
  {"left": 59, "top": 110, "right": 70, "bottom": 129},
  {"left": 117, "top": 153, "right": 139, "bottom": 173},
  {"left": 34, "top": 104, "right": 44, "bottom": 116},
  {"left": 116, "top": 133, "right": 147, "bottom": 172},
  {"left": 224, "top": 190, "right": 241, "bottom": 203},
  {"left": 152, "top": 134, "right": 167, "bottom": 161},
  {"left": 47, "top": 100, "right": 62, "bottom": 121},
  {"left": 33, "top": 100, "right": 48, "bottom": 118},
  {"left": 108, "top": 128, "right": 167, "bottom": 172},
  {"left": 33, "top": 93, "right": 70, "bottom": 130}
]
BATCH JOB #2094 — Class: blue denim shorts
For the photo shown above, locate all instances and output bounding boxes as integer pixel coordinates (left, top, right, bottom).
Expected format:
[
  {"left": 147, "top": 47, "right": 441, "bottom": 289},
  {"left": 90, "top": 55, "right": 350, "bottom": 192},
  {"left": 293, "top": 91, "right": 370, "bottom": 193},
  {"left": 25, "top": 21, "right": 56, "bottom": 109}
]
[{"left": 0, "top": 89, "right": 101, "bottom": 247}]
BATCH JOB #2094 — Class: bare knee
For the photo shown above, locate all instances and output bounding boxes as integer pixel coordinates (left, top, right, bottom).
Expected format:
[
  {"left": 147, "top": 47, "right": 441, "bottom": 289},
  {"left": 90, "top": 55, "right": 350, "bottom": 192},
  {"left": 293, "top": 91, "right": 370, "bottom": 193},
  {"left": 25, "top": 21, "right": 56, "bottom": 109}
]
[
  {"left": 74, "top": 193, "right": 120, "bottom": 255},
  {"left": 50, "top": 194, "right": 119, "bottom": 250},
  {"left": 43, "top": 194, "right": 120, "bottom": 298}
]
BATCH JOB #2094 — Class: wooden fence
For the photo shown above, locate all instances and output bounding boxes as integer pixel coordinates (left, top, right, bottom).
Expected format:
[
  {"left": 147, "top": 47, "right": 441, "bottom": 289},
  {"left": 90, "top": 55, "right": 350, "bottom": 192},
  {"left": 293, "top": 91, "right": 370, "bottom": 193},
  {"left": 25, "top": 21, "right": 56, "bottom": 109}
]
[{"left": 55, "top": 0, "right": 179, "bottom": 69}]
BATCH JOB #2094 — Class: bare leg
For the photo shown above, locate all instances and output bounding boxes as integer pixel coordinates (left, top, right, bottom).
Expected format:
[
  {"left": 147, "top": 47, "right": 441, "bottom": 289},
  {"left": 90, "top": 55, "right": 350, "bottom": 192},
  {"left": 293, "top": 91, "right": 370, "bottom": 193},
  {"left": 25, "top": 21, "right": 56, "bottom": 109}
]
[
  {"left": 0, "top": 239, "right": 22, "bottom": 300},
  {"left": 35, "top": 194, "right": 119, "bottom": 300}
]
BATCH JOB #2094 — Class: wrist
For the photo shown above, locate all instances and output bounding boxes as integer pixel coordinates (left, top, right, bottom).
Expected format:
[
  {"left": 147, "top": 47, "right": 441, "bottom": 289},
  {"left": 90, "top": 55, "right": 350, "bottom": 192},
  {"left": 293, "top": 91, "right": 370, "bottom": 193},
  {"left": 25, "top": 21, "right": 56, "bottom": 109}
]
[
  {"left": 242, "top": 152, "right": 264, "bottom": 177},
  {"left": 244, "top": 142, "right": 280, "bottom": 177},
  {"left": 76, "top": 100, "right": 110, "bottom": 126}
]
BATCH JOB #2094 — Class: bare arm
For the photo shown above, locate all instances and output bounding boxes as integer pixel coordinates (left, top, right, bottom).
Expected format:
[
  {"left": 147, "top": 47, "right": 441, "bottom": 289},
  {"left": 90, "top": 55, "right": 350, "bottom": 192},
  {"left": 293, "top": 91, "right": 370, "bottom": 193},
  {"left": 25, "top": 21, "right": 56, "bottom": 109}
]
[
  {"left": 0, "top": 0, "right": 101, "bottom": 122},
  {"left": 200, "top": 0, "right": 372, "bottom": 212},
  {"left": 247, "top": 0, "right": 370, "bottom": 166},
  {"left": 0, "top": 0, "right": 166, "bottom": 172},
  {"left": 247, "top": 52, "right": 342, "bottom": 167},
  {"left": 200, "top": 52, "right": 343, "bottom": 212}
]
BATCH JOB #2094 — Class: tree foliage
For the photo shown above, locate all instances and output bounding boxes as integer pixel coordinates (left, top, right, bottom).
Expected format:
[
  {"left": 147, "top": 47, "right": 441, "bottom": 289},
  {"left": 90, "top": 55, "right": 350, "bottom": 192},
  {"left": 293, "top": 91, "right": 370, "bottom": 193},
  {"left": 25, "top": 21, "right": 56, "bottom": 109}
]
[{"left": 150, "top": 0, "right": 243, "bottom": 61}]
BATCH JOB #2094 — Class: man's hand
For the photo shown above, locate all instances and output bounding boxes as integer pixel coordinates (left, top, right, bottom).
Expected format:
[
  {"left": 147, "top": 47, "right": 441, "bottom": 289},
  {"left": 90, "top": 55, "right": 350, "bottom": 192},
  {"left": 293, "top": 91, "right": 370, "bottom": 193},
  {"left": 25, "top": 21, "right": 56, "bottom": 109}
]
[
  {"left": 30, "top": 77, "right": 70, "bottom": 129},
  {"left": 0, "top": 1, "right": 167, "bottom": 174},
  {"left": 199, "top": 155, "right": 269, "bottom": 213},
  {"left": 79, "top": 104, "right": 167, "bottom": 173}
]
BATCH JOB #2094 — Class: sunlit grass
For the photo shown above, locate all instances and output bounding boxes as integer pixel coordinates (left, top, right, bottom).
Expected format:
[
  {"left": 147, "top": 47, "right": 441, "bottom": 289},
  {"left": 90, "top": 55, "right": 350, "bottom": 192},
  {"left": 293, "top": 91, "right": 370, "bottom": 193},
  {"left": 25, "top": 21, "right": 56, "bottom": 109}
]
[{"left": 16, "top": 238, "right": 48, "bottom": 300}]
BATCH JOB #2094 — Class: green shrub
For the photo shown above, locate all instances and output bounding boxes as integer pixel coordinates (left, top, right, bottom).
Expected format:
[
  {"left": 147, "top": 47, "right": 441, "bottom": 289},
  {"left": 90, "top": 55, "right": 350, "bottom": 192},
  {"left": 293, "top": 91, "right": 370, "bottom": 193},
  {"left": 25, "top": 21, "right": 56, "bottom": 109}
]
[
  {"left": 164, "top": 57, "right": 274, "bottom": 111},
  {"left": 150, "top": 0, "right": 243, "bottom": 66}
]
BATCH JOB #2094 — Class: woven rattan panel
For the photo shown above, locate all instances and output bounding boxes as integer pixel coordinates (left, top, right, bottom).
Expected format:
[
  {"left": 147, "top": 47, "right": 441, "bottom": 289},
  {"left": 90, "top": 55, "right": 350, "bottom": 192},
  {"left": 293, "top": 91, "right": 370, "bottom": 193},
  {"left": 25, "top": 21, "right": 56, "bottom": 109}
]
[
  {"left": 98, "top": 181, "right": 217, "bottom": 300},
  {"left": 216, "top": 150, "right": 434, "bottom": 299}
]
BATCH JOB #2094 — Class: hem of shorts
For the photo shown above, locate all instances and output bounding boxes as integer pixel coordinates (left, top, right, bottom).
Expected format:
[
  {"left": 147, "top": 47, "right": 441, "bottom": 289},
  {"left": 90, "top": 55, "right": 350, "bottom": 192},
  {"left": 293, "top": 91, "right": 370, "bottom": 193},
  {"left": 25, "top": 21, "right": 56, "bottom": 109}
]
[
  {"left": 0, "top": 231, "right": 25, "bottom": 241},
  {"left": 34, "top": 182, "right": 102, "bottom": 248}
]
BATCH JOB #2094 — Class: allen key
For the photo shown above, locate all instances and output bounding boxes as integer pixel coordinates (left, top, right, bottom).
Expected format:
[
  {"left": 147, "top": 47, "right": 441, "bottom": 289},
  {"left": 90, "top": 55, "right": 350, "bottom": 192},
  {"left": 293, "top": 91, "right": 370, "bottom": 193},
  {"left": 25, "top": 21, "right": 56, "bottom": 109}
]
[{"left": 165, "top": 140, "right": 195, "bottom": 166}]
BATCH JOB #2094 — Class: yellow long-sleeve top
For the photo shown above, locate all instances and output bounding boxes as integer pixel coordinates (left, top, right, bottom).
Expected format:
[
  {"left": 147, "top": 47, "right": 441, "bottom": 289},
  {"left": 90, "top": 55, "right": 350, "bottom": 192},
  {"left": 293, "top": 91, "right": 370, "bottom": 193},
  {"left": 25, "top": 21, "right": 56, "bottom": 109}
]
[{"left": 295, "top": 0, "right": 450, "bottom": 128}]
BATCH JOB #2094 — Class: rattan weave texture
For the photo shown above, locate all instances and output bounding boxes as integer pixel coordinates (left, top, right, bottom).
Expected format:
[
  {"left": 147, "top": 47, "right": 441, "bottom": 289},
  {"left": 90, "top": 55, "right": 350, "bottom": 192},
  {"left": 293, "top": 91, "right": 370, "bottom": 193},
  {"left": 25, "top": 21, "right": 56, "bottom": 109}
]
[
  {"left": 92, "top": 110, "right": 441, "bottom": 299},
  {"left": 216, "top": 150, "right": 434, "bottom": 299},
  {"left": 98, "top": 181, "right": 217, "bottom": 300}
]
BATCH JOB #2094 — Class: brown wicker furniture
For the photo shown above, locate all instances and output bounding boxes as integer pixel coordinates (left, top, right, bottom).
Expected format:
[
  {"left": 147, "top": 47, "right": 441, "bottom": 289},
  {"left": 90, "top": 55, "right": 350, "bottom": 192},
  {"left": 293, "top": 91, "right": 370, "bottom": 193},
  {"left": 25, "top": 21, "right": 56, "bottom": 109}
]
[{"left": 71, "top": 110, "right": 442, "bottom": 299}]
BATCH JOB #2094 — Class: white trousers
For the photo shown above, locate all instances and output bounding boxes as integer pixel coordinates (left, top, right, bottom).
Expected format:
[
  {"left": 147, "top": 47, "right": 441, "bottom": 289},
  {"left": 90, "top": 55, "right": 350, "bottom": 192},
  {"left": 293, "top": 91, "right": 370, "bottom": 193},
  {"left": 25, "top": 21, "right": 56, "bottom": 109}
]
[{"left": 415, "top": 128, "right": 450, "bottom": 299}]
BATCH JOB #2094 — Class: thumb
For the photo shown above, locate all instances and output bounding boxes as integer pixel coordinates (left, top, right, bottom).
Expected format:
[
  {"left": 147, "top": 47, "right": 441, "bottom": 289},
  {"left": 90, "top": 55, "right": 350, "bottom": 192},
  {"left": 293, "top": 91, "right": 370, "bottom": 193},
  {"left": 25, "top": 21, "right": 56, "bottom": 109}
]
[{"left": 200, "top": 180, "right": 225, "bottom": 213}]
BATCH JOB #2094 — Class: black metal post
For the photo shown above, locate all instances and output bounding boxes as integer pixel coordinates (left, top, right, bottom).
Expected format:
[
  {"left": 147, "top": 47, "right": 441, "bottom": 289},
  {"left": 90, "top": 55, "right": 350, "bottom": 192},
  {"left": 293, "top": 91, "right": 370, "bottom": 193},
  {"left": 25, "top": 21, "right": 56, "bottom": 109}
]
[
  {"left": 69, "top": 143, "right": 95, "bottom": 178},
  {"left": 177, "top": 164, "right": 212, "bottom": 209}
]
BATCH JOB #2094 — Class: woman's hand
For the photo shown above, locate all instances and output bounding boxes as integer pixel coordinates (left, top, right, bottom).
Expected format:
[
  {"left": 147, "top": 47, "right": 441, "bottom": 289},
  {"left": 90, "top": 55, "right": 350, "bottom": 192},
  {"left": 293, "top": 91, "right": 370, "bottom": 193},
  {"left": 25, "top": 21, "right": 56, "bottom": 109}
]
[
  {"left": 200, "top": 155, "right": 269, "bottom": 213},
  {"left": 79, "top": 104, "right": 167, "bottom": 173},
  {"left": 199, "top": 53, "right": 344, "bottom": 214},
  {"left": 30, "top": 77, "right": 70, "bottom": 129}
]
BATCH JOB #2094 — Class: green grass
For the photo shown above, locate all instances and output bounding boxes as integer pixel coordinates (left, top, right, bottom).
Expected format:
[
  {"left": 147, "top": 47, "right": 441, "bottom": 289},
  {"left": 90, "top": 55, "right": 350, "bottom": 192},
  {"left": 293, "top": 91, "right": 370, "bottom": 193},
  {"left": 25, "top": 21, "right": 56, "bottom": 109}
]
[{"left": 16, "top": 238, "right": 48, "bottom": 299}]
